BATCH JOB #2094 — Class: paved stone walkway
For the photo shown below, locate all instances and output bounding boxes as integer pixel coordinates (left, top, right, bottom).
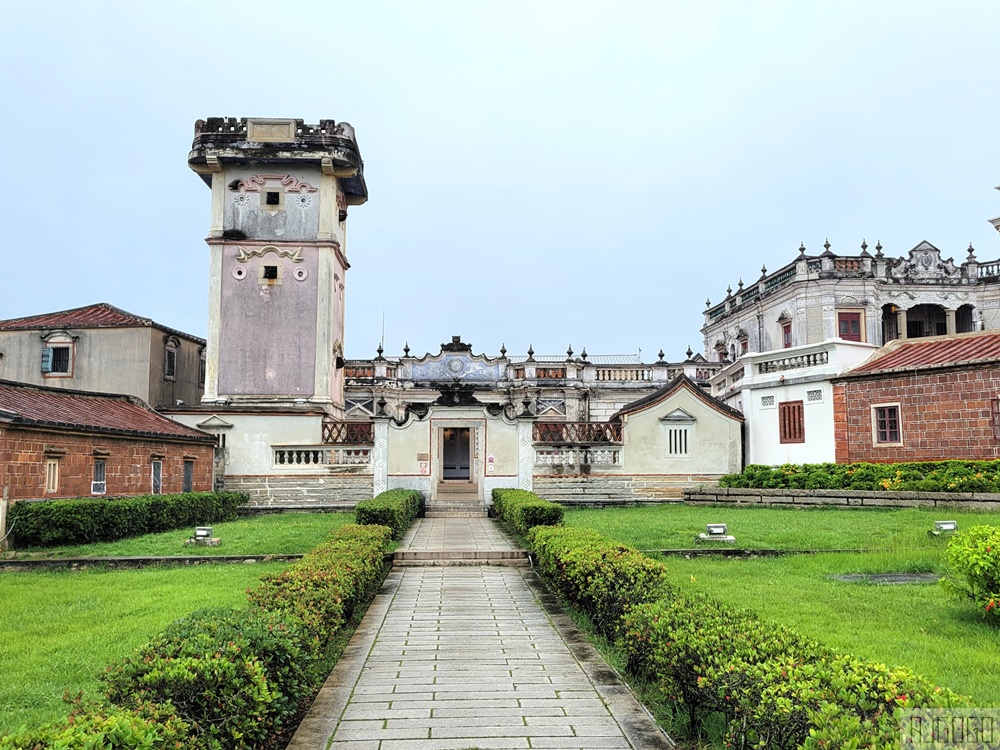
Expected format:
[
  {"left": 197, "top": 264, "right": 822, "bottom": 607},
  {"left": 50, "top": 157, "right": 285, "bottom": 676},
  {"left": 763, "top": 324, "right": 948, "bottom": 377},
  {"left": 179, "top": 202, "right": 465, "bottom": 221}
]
[{"left": 287, "top": 518, "right": 674, "bottom": 750}]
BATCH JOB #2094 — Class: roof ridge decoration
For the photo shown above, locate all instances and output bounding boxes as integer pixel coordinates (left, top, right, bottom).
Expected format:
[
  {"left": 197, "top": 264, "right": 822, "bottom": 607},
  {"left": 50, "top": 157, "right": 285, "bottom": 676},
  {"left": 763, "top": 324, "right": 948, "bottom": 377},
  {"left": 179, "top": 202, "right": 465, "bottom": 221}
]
[{"left": 888, "top": 241, "right": 960, "bottom": 282}]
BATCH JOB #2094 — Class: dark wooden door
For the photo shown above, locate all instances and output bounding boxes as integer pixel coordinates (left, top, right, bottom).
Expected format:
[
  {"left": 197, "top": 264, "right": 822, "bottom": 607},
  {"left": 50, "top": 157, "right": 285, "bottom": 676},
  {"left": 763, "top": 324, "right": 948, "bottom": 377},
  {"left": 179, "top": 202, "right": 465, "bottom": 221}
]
[{"left": 442, "top": 428, "right": 471, "bottom": 480}]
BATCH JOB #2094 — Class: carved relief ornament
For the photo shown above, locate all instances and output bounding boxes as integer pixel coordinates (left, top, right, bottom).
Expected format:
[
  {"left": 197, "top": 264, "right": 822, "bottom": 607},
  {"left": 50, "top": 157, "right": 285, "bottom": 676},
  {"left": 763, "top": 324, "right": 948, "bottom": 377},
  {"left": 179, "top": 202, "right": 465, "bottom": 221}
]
[
  {"left": 237, "top": 174, "right": 318, "bottom": 193},
  {"left": 236, "top": 246, "right": 303, "bottom": 263}
]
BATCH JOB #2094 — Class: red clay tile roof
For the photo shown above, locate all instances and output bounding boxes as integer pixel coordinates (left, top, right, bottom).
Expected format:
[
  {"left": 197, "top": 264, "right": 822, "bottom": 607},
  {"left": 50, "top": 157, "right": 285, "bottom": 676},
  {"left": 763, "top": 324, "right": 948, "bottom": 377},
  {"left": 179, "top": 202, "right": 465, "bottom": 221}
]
[
  {"left": 0, "top": 303, "right": 205, "bottom": 344},
  {"left": 610, "top": 374, "right": 744, "bottom": 422},
  {"left": 845, "top": 330, "right": 1000, "bottom": 376},
  {"left": 0, "top": 380, "right": 215, "bottom": 443}
]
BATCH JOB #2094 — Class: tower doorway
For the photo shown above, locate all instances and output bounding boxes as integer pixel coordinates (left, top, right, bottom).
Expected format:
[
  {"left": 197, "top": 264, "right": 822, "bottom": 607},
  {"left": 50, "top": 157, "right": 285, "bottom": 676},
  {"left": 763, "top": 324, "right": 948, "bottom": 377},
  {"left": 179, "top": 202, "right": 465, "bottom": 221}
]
[{"left": 441, "top": 427, "right": 472, "bottom": 481}]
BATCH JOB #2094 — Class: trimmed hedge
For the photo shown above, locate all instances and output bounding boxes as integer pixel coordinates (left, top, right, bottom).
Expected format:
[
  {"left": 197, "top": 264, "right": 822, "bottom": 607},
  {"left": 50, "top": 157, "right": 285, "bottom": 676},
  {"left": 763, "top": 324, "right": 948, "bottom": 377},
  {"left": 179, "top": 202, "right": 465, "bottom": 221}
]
[
  {"left": 492, "top": 489, "right": 563, "bottom": 535},
  {"left": 355, "top": 489, "right": 423, "bottom": 539},
  {"left": 523, "top": 525, "right": 969, "bottom": 748},
  {"left": 721, "top": 460, "right": 1000, "bottom": 492},
  {"left": 943, "top": 525, "right": 1000, "bottom": 623},
  {"left": 5, "top": 523, "right": 394, "bottom": 750},
  {"left": 0, "top": 700, "right": 191, "bottom": 750},
  {"left": 7, "top": 491, "right": 246, "bottom": 548},
  {"left": 528, "top": 526, "right": 670, "bottom": 637}
]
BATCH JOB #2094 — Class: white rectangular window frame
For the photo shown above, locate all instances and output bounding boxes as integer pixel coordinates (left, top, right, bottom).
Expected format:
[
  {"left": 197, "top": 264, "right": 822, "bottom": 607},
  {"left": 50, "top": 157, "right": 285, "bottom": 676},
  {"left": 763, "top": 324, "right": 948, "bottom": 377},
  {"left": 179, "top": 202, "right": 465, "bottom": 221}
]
[
  {"left": 45, "top": 458, "right": 59, "bottom": 493},
  {"left": 151, "top": 460, "right": 163, "bottom": 494},
  {"left": 872, "top": 402, "right": 903, "bottom": 446},
  {"left": 806, "top": 389, "right": 824, "bottom": 404},
  {"left": 92, "top": 459, "right": 107, "bottom": 495}
]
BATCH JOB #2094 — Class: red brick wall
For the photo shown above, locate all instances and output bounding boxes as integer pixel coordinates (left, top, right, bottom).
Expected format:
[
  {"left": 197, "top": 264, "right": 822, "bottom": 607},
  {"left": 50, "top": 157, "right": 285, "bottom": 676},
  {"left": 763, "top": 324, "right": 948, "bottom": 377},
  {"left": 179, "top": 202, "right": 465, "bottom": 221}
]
[
  {"left": 1, "top": 426, "right": 214, "bottom": 502},
  {"left": 836, "top": 365, "right": 1000, "bottom": 464}
]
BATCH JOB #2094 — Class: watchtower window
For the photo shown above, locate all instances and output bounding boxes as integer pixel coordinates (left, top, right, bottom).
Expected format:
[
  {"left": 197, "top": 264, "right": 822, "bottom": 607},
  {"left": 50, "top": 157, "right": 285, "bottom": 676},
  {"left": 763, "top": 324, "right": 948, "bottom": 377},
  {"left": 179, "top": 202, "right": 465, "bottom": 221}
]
[
  {"left": 263, "top": 265, "right": 278, "bottom": 280},
  {"left": 265, "top": 191, "right": 280, "bottom": 205}
]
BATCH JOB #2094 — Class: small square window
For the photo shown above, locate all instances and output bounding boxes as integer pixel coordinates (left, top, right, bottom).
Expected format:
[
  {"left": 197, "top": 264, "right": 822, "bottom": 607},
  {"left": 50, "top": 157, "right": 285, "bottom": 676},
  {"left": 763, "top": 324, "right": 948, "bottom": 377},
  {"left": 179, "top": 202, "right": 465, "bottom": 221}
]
[
  {"left": 263, "top": 265, "right": 278, "bottom": 280},
  {"left": 265, "top": 191, "right": 280, "bottom": 205},
  {"left": 874, "top": 405, "right": 901, "bottom": 444}
]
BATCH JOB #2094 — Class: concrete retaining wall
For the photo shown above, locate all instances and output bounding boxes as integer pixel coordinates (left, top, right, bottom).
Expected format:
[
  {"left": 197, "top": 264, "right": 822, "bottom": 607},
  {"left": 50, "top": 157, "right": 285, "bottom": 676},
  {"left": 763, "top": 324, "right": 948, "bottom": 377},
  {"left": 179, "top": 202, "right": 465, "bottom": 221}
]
[
  {"left": 684, "top": 486, "right": 1000, "bottom": 511},
  {"left": 225, "top": 474, "right": 373, "bottom": 508}
]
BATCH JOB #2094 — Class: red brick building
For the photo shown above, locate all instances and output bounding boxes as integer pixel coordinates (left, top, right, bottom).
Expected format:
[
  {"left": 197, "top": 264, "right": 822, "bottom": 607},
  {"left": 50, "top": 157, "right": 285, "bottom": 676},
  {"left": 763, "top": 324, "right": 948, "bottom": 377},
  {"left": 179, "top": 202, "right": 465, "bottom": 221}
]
[
  {"left": 833, "top": 330, "right": 1000, "bottom": 463},
  {"left": 0, "top": 380, "right": 216, "bottom": 502}
]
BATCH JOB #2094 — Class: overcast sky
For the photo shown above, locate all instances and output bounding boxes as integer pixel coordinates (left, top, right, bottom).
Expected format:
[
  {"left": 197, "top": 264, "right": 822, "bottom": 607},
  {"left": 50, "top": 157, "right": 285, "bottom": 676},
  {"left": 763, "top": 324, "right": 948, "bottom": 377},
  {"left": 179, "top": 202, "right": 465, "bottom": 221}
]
[{"left": 2, "top": 2, "right": 998, "bottom": 362}]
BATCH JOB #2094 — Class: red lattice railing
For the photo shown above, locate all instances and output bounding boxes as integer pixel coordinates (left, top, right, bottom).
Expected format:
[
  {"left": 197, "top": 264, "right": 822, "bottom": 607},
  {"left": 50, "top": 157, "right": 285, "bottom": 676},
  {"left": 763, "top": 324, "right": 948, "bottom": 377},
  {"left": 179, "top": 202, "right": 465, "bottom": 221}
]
[
  {"left": 533, "top": 422, "right": 623, "bottom": 444},
  {"left": 323, "top": 421, "right": 374, "bottom": 444}
]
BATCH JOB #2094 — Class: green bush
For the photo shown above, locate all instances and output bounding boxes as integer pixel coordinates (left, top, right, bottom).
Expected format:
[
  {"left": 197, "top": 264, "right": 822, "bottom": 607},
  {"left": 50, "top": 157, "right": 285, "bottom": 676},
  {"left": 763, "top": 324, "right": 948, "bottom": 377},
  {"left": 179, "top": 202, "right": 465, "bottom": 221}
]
[
  {"left": 528, "top": 526, "right": 671, "bottom": 637},
  {"left": 491, "top": 489, "right": 563, "bottom": 535},
  {"left": 355, "top": 489, "right": 423, "bottom": 539},
  {"left": 7, "top": 492, "right": 246, "bottom": 548},
  {"left": 525, "top": 525, "right": 968, "bottom": 748},
  {"left": 720, "top": 460, "right": 1000, "bottom": 493},
  {"left": 0, "top": 701, "right": 191, "bottom": 750},
  {"left": 943, "top": 525, "right": 1000, "bottom": 622},
  {"left": 248, "top": 524, "right": 393, "bottom": 643}
]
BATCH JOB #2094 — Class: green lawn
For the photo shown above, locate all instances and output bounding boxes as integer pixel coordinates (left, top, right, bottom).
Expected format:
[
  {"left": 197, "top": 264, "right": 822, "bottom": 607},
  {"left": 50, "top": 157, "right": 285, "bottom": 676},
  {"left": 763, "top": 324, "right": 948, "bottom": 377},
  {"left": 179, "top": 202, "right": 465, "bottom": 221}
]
[
  {"left": 564, "top": 504, "right": 1000, "bottom": 550},
  {"left": 564, "top": 505, "right": 1000, "bottom": 705},
  {"left": 2, "top": 511, "right": 353, "bottom": 559},
  {"left": 0, "top": 563, "right": 289, "bottom": 736}
]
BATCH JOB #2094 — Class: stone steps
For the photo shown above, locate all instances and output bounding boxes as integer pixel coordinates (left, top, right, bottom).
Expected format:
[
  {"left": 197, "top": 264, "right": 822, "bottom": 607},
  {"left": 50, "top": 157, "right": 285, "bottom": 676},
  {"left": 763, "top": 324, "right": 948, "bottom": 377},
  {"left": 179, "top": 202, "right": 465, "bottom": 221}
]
[{"left": 392, "top": 549, "right": 529, "bottom": 566}]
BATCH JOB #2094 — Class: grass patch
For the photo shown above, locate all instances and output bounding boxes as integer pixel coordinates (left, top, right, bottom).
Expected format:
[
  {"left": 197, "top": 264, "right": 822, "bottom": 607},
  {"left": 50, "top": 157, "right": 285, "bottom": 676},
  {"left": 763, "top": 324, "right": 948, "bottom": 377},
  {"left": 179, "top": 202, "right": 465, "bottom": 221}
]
[
  {"left": 563, "top": 505, "right": 1000, "bottom": 707},
  {"left": 2, "top": 511, "right": 353, "bottom": 559},
  {"left": 661, "top": 551, "right": 1000, "bottom": 705},
  {"left": 564, "top": 504, "right": 1000, "bottom": 550},
  {"left": 0, "top": 562, "right": 289, "bottom": 736}
]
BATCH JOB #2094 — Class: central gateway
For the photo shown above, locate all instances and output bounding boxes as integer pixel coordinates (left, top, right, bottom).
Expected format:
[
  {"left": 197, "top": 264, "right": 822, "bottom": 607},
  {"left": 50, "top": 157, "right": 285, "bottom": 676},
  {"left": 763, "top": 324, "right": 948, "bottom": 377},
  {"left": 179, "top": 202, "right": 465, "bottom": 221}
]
[{"left": 441, "top": 427, "right": 472, "bottom": 480}]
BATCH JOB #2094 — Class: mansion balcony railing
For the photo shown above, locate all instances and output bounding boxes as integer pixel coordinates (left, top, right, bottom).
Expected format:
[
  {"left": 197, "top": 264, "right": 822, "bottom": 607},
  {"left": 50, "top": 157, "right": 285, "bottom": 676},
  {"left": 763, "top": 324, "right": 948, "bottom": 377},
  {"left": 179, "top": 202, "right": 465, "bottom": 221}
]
[
  {"left": 595, "top": 367, "right": 652, "bottom": 382},
  {"left": 323, "top": 420, "right": 374, "bottom": 444},
  {"left": 274, "top": 446, "right": 371, "bottom": 467},
  {"left": 535, "top": 447, "right": 622, "bottom": 466},
  {"left": 533, "top": 421, "right": 623, "bottom": 444},
  {"left": 757, "top": 350, "right": 829, "bottom": 374},
  {"left": 979, "top": 260, "right": 1000, "bottom": 279}
]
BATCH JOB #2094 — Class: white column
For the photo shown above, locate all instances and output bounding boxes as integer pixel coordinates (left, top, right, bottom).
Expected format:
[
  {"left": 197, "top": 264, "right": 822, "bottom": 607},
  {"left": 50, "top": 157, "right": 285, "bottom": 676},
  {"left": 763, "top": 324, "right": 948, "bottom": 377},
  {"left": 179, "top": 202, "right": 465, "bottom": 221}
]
[
  {"left": 945, "top": 309, "right": 956, "bottom": 336},
  {"left": 517, "top": 420, "right": 534, "bottom": 491},
  {"left": 202, "top": 242, "right": 224, "bottom": 403},
  {"left": 897, "top": 308, "right": 908, "bottom": 340},
  {"left": 373, "top": 419, "right": 389, "bottom": 496}
]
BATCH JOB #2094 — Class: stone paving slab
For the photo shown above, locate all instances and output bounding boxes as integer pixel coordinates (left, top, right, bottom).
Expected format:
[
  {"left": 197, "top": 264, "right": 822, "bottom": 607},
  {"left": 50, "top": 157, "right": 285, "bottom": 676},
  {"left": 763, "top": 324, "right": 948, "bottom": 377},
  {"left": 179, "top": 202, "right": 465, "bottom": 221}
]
[
  {"left": 286, "top": 560, "right": 674, "bottom": 750},
  {"left": 399, "top": 517, "right": 520, "bottom": 551}
]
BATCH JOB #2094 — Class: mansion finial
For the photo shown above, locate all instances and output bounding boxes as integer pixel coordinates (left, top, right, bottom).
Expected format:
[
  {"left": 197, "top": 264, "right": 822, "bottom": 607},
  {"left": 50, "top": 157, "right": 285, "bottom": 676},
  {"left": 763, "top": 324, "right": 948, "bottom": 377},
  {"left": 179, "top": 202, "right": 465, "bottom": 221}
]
[{"left": 860, "top": 239, "right": 870, "bottom": 257}]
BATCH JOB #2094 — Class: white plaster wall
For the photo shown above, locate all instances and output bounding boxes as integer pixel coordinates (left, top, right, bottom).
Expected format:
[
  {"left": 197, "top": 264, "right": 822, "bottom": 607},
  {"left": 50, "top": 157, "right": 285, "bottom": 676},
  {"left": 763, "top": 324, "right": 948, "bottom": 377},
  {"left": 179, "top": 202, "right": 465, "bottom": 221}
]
[
  {"left": 170, "top": 413, "right": 323, "bottom": 475},
  {"left": 622, "top": 390, "right": 741, "bottom": 475},
  {"left": 744, "top": 381, "right": 836, "bottom": 465},
  {"left": 387, "top": 419, "right": 431, "bottom": 475}
]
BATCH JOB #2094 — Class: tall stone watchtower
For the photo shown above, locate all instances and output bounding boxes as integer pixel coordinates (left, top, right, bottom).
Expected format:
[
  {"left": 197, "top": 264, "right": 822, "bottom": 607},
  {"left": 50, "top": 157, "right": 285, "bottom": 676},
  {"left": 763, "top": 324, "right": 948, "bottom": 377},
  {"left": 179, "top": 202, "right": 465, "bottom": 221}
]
[{"left": 188, "top": 117, "right": 367, "bottom": 418}]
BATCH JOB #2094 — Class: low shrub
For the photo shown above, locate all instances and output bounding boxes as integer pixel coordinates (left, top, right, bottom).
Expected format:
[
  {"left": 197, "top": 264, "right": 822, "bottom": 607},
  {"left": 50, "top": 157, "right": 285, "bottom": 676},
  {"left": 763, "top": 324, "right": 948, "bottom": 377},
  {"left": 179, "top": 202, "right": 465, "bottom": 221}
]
[
  {"left": 13, "top": 523, "right": 396, "bottom": 750},
  {"left": 525, "top": 525, "right": 968, "bottom": 748},
  {"left": 355, "top": 489, "right": 423, "bottom": 539},
  {"left": 248, "top": 523, "right": 393, "bottom": 643},
  {"left": 943, "top": 524, "right": 1000, "bottom": 622},
  {"left": 528, "top": 526, "right": 671, "bottom": 637},
  {"left": 7, "top": 491, "right": 246, "bottom": 548},
  {"left": 492, "top": 489, "right": 563, "bottom": 535},
  {"left": 0, "top": 700, "right": 191, "bottom": 750},
  {"left": 619, "top": 572, "right": 969, "bottom": 747},
  {"left": 720, "top": 460, "right": 1000, "bottom": 493}
]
